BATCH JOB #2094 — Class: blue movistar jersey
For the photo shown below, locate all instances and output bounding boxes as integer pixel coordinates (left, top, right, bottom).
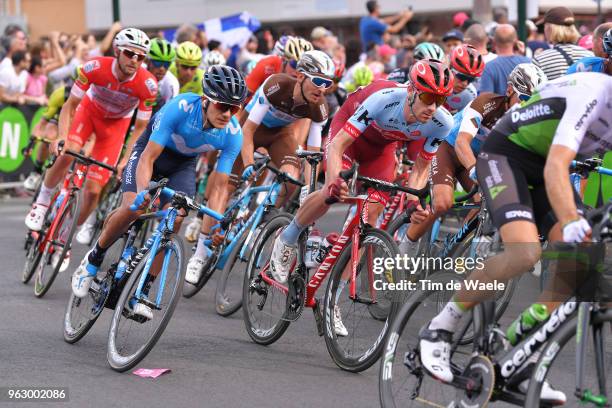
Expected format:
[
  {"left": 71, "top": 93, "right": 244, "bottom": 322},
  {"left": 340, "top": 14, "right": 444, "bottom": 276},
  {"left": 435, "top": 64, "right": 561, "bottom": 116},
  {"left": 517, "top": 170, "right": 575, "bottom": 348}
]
[
  {"left": 567, "top": 56, "right": 606, "bottom": 74},
  {"left": 149, "top": 93, "right": 243, "bottom": 174},
  {"left": 343, "top": 86, "right": 453, "bottom": 159},
  {"left": 444, "top": 83, "right": 477, "bottom": 113}
]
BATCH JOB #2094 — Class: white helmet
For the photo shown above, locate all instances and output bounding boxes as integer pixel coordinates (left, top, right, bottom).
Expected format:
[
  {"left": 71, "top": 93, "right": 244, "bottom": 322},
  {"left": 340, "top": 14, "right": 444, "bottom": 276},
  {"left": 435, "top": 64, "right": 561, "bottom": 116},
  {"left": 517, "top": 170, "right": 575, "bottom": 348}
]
[
  {"left": 508, "top": 63, "right": 547, "bottom": 98},
  {"left": 114, "top": 28, "right": 151, "bottom": 54},
  {"left": 203, "top": 50, "right": 226, "bottom": 68},
  {"left": 296, "top": 50, "right": 335, "bottom": 78}
]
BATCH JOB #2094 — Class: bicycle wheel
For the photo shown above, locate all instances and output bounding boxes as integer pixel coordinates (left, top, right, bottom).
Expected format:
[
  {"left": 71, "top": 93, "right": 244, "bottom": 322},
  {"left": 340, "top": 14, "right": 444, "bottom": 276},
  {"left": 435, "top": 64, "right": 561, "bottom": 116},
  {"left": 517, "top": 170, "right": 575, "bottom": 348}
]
[
  {"left": 525, "top": 308, "right": 612, "bottom": 407},
  {"left": 63, "top": 236, "right": 125, "bottom": 344},
  {"left": 323, "top": 227, "right": 400, "bottom": 372},
  {"left": 181, "top": 248, "right": 218, "bottom": 299},
  {"left": 242, "top": 213, "right": 292, "bottom": 345},
  {"left": 22, "top": 230, "right": 44, "bottom": 284},
  {"left": 386, "top": 211, "right": 411, "bottom": 242},
  {"left": 215, "top": 234, "right": 248, "bottom": 317},
  {"left": 34, "top": 192, "right": 81, "bottom": 298},
  {"left": 107, "top": 236, "right": 185, "bottom": 372},
  {"left": 378, "top": 272, "right": 476, "bottom": 407}
]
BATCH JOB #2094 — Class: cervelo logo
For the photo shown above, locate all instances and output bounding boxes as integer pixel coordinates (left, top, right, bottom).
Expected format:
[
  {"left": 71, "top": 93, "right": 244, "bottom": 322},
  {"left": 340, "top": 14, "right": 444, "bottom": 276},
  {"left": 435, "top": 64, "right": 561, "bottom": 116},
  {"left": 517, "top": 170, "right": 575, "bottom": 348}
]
[
  {"left": 501, "top": 301, "right": 576, "bottom": 378},
  {"left": 574, "top": 99, "right": 597, "bottom": 130},
  {"left": 511, "top": 104, "right": 551, "bottom": 123}
]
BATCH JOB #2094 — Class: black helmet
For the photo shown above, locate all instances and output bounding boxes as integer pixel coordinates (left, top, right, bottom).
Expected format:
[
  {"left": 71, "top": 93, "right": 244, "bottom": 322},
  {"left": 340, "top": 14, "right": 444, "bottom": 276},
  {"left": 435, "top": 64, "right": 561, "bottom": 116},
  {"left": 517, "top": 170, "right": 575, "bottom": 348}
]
[
  {"left": 202, "top": 65, "right": 247, "bottom": 105},
  {"left": 386, "top": 67, "right": 410, "bottom": 84}
]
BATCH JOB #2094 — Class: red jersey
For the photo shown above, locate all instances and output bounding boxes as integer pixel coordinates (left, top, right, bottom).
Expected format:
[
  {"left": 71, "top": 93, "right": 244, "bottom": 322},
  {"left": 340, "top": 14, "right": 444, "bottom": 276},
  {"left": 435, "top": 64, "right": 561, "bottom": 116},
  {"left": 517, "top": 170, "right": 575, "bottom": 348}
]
[
  {"left": 71, "top": 56, "right": 158, "bottom": 120},
  {"left": 246, "top": 55, "right": 283, "bottom": 95}
]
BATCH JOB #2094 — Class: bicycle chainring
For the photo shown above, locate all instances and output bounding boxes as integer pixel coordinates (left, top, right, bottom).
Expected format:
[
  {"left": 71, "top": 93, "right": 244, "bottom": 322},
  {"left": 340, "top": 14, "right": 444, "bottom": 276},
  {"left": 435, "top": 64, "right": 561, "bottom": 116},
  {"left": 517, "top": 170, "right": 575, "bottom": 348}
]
[
  {"left": 283, "top": 273, "right": 305, "bottom": 322},
  {"left": 452, "top": 354, "right": 495, "bottom": 407}
]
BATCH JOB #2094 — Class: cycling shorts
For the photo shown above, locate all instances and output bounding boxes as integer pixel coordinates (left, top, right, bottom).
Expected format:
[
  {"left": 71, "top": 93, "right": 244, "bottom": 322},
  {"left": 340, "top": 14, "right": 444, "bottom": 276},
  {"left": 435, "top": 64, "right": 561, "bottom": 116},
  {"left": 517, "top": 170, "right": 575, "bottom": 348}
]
[
  {"left": 121, "top": 125, "right": 196, "bottom": 207},
  {"left": 431, "top": 141, "right": 475, "bottom": 191},
  {"left": 66, "top": 99, "right": 130, "bottom": 185},
  {"left": 476, "top": 133, "right": 583, "bottom": 237}
]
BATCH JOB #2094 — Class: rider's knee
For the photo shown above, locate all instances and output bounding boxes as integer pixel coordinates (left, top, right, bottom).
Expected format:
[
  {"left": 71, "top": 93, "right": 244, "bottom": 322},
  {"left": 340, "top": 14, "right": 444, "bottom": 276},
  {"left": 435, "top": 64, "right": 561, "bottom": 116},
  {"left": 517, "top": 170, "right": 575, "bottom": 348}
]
[{"left": 433, "top": 196, "right": 452, "bottom": 215}]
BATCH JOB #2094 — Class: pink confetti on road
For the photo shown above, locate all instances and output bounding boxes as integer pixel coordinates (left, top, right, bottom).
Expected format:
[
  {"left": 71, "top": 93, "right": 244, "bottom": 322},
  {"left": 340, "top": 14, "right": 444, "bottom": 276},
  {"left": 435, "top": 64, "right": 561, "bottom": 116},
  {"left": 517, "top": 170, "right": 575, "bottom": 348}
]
[{"left": 132, "top": 368, "right": 172, "bottom": 378}]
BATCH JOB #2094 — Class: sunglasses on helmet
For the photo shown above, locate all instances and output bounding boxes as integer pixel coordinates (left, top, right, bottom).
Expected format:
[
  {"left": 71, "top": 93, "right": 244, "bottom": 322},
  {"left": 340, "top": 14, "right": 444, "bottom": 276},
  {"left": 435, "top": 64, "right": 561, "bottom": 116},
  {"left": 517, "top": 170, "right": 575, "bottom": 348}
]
[
  {"left": 418, "top": 92, "right": 447, "bottom": 107},
  {"left": 518, "top": 93, "right": 531, "bottom": 102},
  {"left": 303, "top": 72, "right": 334, "bottom": 89},
  {"left": 452, "top": 69, "right": 477, "bottom": 84},
  {"left": 206, "top": 97, "right": 241, "bottom": 115},
  {"left": 120, "top": 48, "right": 146, "bottom": 62},
  {"left": 150, "top": 59, "right": 171, "bottom": 69}
]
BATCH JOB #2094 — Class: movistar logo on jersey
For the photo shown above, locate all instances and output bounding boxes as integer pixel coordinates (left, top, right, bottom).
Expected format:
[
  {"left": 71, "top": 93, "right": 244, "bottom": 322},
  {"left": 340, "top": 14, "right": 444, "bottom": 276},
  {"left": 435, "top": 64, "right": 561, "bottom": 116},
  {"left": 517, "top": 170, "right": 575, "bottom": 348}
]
[
  {"left": 489, "top": 185, "right": 507, "bottom": 200},
  {"left": 511, "top": 104, "right": 552, "bottom": 123}
]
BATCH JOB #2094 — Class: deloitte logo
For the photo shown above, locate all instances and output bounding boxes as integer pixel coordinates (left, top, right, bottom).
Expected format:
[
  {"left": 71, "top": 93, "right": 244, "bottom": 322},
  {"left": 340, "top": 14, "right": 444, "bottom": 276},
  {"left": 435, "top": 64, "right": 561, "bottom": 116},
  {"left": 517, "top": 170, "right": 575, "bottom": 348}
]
[{"left": 511, "top": 104, "right": 552, "bottom": 123}]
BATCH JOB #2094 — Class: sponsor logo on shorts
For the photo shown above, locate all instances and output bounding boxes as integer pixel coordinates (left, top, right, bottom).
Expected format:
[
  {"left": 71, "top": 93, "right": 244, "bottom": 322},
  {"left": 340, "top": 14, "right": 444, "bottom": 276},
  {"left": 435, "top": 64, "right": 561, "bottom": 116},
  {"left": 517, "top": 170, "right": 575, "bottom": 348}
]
[
  {"left": 574, "top": 99, "right": 597, "bottom": 130},
  {"left": 487, "top": 159, "right": 503, "bottom": 184},
  {"left": 489, "top": 184, "right": 507, "bottom": 200},
  {"left": 505, "top": 210, "right": 532, "bottom": 220},
  {"left": 511, "top": 104, "right": 552, "bottom": 123}
]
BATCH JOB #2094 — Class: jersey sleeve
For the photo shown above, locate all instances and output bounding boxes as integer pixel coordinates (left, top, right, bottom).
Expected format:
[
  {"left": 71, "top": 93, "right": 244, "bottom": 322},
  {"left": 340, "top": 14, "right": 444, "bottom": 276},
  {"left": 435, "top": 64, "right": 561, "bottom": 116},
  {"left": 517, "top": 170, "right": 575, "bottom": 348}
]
[
  {"left": 306, "top": 120, "right": 325, "bottom": 148},
  {"left": 148, "top": 97, "right": 184, "bottom": 147},
  {"left": 421, "top": 107, "right": 454, "bottom": 160},
  {"left": 246, "top": 57, "right": 272, "bottom": 94},
  {"left": 457, "top": 105, "right": 483, "bottom": 138},
  {"left": 343, "top": 92, "right": 379, "bottom": 138},
  {"left": 136, "top": 76, "right": 159, "bottom": 121},
  {"left": 215, "top": 119, "right": 243, "bottom": 174},
  {"left": 71, "top": 58, "right": 102, "bottom": 98},
  {"left": 551, "top": 87, "right": 605, "bottom": 153},
  {"left": 246, "top": 79, "right": 273, "bottom": 125}
]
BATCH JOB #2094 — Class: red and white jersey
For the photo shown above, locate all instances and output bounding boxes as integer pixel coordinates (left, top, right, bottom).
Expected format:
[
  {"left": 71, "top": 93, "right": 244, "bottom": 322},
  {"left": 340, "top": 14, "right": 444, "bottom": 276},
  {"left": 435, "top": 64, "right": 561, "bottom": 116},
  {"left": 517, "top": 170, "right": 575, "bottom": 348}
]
[{"left": 71, "top": 57, "right": 158, "bottom": 120}]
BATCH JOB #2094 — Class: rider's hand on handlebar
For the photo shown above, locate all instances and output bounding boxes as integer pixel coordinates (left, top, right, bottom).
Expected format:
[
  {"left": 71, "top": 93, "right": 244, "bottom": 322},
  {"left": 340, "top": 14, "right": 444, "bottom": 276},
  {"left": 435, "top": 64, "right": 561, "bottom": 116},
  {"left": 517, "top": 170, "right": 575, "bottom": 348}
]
[
  {"left": 409, "top": 201, "right": 431, "bottom": 224},
  {"left": 50, "top": 139, "right": 64, "bottom": 156},
  {"left": 325, "top": 177, "right": 349, "bottom": 204},
  {"left": 130, "top": 190, "right": 152, "bottom": 211},
  {"left": 562, "top": 217, "right": 592, "bottom": 243},
  {"left": 241, "top": 164, "right": 255, "bottom": 181}
]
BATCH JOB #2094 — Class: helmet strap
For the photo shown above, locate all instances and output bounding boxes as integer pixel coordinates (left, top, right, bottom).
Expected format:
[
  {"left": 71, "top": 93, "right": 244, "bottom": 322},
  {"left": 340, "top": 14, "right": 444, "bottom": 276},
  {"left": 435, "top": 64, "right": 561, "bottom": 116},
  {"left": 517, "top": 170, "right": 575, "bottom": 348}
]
[
  {"left": 202, "top": 99, "right": 213, "bottom": 129},
  {"left": 299, "top": 77, "right": 309, "bottom": 104}
]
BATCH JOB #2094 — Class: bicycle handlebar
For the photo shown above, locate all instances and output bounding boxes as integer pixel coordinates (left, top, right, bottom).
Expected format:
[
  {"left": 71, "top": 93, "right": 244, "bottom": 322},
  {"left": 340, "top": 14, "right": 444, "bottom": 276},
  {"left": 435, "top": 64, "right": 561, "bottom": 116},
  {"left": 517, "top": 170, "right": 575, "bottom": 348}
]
[
  {"left": 55, "top": 141, "right": 117, "bottom": 173},
  {"left": 571, "top": 159, "right": 612, "bottom": 177}
]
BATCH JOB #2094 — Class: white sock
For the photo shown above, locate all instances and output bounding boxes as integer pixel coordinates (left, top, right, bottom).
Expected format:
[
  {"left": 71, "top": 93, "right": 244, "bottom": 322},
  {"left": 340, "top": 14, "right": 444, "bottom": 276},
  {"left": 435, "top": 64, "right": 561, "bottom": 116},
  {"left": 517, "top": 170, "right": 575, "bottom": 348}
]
[
  {"left": 194, "top": 233, "right": 212, "bottom": 259},
  {"left": 36, "top": 184, "right": 54, "bottom": 206},
  {"left": 429, "top": 300, "right": 465, "bottom": 332},
  {"left": 83, "top": 211, "right": 96, "bottom": 226}
]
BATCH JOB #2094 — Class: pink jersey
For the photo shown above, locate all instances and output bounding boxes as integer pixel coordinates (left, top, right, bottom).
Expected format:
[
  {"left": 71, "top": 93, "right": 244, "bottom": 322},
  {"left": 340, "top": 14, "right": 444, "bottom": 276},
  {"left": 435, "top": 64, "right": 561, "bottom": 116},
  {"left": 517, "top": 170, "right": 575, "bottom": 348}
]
[{"left": 71, "top": 56, "right": 157, "bottom": 120}]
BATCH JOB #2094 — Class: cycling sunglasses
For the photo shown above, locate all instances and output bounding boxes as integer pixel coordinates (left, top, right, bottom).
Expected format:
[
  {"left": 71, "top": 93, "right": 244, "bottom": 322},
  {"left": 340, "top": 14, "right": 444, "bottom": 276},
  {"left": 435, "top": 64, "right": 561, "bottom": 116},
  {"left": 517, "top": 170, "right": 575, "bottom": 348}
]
[
  {"left": 207, "top": 97, "right": 241, "bottom": 115},
  {"left": 452, "top": 69, "right": 477, "bottom": 84},
  {"left": 178, "top": 64, "right": 198, "bottom": 71},
  {"left": 518, "top": 93, "right": 531, "bottom": 102},
  {"left": 288, "top": 59, "right": 298, "bottom": 69},
  {"left": 418, "top": 92, "right": 447, "bottom": 107},
  {"left": 120, "top": 48, "right": 146, "bottom": 62},
  {"left": 150, "top": 59, "right": 171, "bottom": 69},
  {"left": 304, "top": 72, "right": 334, "bottom": 89}
]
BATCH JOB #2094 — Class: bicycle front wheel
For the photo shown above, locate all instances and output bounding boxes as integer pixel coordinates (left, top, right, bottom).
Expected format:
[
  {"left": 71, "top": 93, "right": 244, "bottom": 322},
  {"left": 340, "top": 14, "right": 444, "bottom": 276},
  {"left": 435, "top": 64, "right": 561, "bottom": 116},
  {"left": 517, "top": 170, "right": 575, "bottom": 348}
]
[
  {"left": 107, "top": 236, "right": 185, "bottom": 372},
  {"left": 34, "top": 192, "right": 80, "bottom": 298},
  {"left": 323, "top": 227, "right": 401, "bottom": 372},
  {"left": 215, "top": 234, "right": 248, "bottom": 317}
]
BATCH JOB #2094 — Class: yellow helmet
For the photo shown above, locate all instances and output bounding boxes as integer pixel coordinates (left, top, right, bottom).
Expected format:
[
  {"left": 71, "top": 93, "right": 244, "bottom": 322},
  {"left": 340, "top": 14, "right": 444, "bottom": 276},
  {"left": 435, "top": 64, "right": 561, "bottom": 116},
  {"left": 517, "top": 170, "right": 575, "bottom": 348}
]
[
  {"left": 284, "top": 37, "right": 313, "bottom": 62},
  {"left": 176, "top": 41, "right": 202, "bottom": 67}
]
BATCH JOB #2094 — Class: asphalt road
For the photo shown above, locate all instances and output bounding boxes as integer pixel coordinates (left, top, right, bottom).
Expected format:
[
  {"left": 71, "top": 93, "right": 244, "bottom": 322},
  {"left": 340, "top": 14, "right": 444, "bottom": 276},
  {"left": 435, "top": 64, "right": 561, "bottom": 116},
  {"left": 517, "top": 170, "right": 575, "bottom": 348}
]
[{"left": 0, "top": 197, "right": 607, "bottom": 408}]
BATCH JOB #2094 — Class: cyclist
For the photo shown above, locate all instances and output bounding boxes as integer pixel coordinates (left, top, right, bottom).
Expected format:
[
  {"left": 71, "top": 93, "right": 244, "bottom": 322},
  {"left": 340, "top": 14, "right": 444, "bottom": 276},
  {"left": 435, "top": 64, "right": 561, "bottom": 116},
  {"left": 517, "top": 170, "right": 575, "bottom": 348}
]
[
  {"left": 245, "top": 36, "right": 313, "bottom": 102},
  {"left": 418, "top": 72, "right": 612, "bottom": 403},
  {"left": 202, "top": 50, "right": 226, "bottom": 69},
  {"left": 567, "top": 28, "right": 612, "bottom": 75},
  {"left": 147, "top": 38, "right": 179, "bottom": 111},
  {"left": 403, "top": 63, "right": 547, "bottom": 253},
  {"left": 169, "top": 41, "right": 204, "bottom": 95},
  {"left": 268, "top": 61, "right": 454, "bottom": 334},
  {"left": 71, "top": 66, "right": 247, "bottom": 318},
  {"left": 24, "top": 28, "right": 158, "bottom": 271},
  {"left": 444, "top": 44, "right": 485, "bottom": 114},
  {"left": 413, "top": 42, "right": 446, "bottom": 62},
  {"left": 184, "top": 50, "right": 334, "bottom": 282},
  {"left": 342, "top": 64, "right": 374, "bottom": 92},
  {"left": 386, "top": 66, "right": 409, "bottom": 83}
]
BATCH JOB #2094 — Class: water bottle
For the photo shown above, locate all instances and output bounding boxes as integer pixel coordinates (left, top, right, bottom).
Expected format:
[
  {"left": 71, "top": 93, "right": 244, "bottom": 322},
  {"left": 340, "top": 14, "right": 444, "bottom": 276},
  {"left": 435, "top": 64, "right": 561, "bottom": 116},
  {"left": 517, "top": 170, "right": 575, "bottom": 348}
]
[
  {"left": 305, "top": 229, "right": 324, "bottom": 268},
  {"left": 506, "top": 303, "right": 549, "bottom": 346},
  {"left": 115, "top": 247, "right": 134, "bottom": 280},
  {"left": 315, "top": 232, "right": 340, "bottom": 265},
  {"left": 299, "top": 185, "right": 310, "bottom": 206},
  {"left": 341, "top": 204, "right": 357, "bottom": 232},
  {"left": 50, "top": 190, "right": 65, "bottom": 219}
]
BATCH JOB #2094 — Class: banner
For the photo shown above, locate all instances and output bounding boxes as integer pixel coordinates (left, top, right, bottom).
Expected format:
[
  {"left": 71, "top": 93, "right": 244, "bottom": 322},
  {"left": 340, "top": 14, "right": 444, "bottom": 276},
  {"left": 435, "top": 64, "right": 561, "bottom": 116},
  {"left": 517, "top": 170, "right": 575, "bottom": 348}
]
[{"left": 0, "top": 104, "right": 45, "bottom": 182}]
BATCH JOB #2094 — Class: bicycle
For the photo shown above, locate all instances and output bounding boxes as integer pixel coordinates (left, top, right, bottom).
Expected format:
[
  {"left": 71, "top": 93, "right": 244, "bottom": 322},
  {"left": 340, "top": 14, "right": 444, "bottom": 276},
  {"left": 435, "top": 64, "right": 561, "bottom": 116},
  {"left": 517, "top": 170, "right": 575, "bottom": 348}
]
[
  {"left": 215, "top": 149, "right": 323, "bottom": 317},
  {"left": 22, "top": 141, "right": 116, "bottom": 298},
  {"left": 242, "top": 163, "right": 428, "bottom": 372},
  {"left": 63, "top": 180, "right": 225, "bottom": 372},
  {"left": 378, "top": 200, "right": 612, "bottom": 407}
]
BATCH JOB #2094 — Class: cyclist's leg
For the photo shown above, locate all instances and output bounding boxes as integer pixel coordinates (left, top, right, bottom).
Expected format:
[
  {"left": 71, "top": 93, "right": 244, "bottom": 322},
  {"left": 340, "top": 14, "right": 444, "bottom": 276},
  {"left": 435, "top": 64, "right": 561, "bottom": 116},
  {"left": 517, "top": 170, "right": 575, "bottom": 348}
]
[{"left": 263, "top": 125, "right": 301, "bottom": 207}]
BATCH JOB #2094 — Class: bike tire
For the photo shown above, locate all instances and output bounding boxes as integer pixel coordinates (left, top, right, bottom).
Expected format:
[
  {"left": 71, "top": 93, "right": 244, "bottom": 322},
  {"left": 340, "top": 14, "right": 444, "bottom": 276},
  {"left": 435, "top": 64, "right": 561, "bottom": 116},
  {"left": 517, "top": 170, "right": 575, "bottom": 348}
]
[
  {"left": 215, "top": 234, "right": 248, "bottom": 317},
  {"left": 107, "top": 236, "right": 185, "bottom": 372},
  {"left": 242, "top": 213, "right": 292, "bottom": 345},
  {"left": 323, "top": 226, "right": 401, "bottom": 372},
  {"left": 385, "top": 211, "right": 411, "bottom": 242},
  {"left": 22, "top": 231, "right": 44, "bottom": 284},
  {"left": 34, "top": 191, "right": 81, "bottom": 298}
]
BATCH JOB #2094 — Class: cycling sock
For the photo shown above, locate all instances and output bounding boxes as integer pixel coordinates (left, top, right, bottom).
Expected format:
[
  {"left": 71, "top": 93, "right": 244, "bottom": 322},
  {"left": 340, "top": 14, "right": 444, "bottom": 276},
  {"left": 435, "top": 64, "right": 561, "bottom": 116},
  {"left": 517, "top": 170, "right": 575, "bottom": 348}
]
[
  {"left": 335, "top": 279, "right": 348, "bottom": 304},
  {"left": 36, "top": 184, "right": 54, "bottom": 206},
  {"left": 195, "top": 233, "right": 212, "bottom": 259},
  {"left": 429, "top": 299, "right": 465, "bottom": 332},
  {"left": 83, "top": 211, "right": 96, "bottom": 226},
  {"left": 280, "top": 219, "right": 305, "bottom": 246},
  {"left": 88, "top": 242, "right": 108, "bottom": 267}
]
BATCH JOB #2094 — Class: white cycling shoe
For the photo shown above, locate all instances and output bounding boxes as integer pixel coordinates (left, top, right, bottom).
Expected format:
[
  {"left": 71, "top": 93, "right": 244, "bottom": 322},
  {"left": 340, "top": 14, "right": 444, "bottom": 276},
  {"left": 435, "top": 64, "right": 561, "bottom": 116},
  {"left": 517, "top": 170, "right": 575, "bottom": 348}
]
[
  {"left": 76, "top": 223, "right": 95, "bottom": 245},
  {"left": 51, "top": 249, "right": 71, "bottom": 273},
  {"left": 25, "top": 204, "right": 48, "bottom": 231},
  {"left": 71, "top": 253, "right": 98, "bottom": 298},
  {"left": 419, "top": 325, "right": 454, "bottom": 383},
  {"left": 133, "top": 302, "right": 153, "bottom": 320},
  {"left": 185, "top": 255, "right": 207, "bottom": 285},
  {"left": 334, "top": 305, "right": 348, "bottom": 337},
  {"left": 184, "top": 217, "right": 202, "bottom": 243},
  {"left": 23, "top": 172, "right": 41, "bottom": 191},
  {"left": 517, "top": 379, "right": 566, "bottom": 405},
  {"left": 269, "top": 236, "right": 296, "bottom": 284}
]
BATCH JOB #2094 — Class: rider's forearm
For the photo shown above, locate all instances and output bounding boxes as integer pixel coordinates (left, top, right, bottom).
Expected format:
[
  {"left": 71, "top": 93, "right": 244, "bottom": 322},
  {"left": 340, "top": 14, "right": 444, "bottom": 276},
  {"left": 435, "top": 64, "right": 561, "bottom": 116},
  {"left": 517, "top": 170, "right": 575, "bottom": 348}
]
[
  {"left": 240, "top": 129, "right": 255, "bottom": 167},
  {"left": 325, "top": 142, "right": 343, "bottom": 183},
  {"left": 406, "top": 155, "right": 430, "bottom": 199},
  {"left": 544, "top": 160, "right": 578, "bottom": 226},
  {"left": 455, "top": 133, "right": 477, "bottom": 171},
  {"left": 201, "top": 172, "right": 229, "bottom": 235},
  {"left": 135, "top": 155, "right": 154, "bottom": 192},
  {"left": 57, "top": 103, "right": 76, "bottom": 141},
  {"left": 123, "top": 120, "right": 147, "bottom": 161}
]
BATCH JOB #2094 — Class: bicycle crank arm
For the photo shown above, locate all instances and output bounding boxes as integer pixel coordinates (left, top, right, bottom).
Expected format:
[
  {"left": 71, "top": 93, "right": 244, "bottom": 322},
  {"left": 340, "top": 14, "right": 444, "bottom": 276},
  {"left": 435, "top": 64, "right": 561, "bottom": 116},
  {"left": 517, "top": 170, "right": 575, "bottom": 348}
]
[
  {"left": 138, "top": 297, "right": 162, "bottom": 311},
  {"left": 349, "top": 294, "right": 378, "bottom": 305}
]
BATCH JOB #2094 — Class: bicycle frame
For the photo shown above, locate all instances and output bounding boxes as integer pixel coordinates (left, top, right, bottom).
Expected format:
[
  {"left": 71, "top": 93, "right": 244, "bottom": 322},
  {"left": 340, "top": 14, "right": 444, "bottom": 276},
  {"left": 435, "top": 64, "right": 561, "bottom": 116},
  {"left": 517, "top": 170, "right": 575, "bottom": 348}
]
[{"left": 379, "top": 191, "right": 408, "bottom": 230}]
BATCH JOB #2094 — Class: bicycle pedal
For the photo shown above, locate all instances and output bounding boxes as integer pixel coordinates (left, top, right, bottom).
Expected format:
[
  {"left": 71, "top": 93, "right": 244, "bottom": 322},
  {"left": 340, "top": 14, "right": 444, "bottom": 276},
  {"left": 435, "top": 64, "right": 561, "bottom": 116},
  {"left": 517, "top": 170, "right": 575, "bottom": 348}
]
[
  {"left": 312, "top": 299, "right": 324, "bottom": 336},
  {"left": 283, "top": 273, "right": 305, "bottom": 322}
]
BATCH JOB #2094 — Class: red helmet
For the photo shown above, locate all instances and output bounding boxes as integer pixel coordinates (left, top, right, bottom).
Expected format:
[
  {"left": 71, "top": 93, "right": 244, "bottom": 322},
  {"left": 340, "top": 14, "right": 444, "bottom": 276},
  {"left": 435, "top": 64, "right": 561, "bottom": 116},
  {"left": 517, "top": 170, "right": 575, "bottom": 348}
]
[
  {"left": 333, "top": 57, "right": 345, "bottom": 81},
  {"left": 450, "top": 44, "right": 485, "bottom": 77},
  {"left": 409, "top": 59, "right": 454, "bottom": 96}
]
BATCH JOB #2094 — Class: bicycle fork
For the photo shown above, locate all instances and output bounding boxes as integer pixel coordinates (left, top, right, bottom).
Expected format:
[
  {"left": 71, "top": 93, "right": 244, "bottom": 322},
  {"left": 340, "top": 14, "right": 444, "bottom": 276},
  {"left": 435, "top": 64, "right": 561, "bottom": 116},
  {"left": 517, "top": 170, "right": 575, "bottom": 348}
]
[{"left": 575, "top": 303, "right": 608, "bottom": 407}]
